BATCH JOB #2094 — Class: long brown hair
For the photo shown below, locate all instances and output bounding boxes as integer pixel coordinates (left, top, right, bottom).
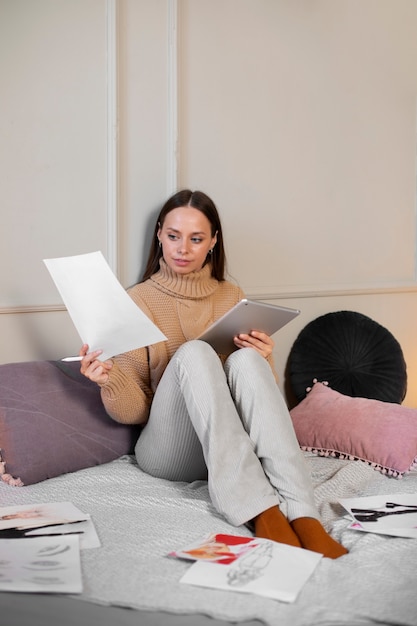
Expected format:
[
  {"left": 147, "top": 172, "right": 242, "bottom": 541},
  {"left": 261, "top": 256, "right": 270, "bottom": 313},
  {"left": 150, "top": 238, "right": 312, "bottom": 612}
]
[{"left": 140, "top": 190, "right": 227, "bottom": 282}]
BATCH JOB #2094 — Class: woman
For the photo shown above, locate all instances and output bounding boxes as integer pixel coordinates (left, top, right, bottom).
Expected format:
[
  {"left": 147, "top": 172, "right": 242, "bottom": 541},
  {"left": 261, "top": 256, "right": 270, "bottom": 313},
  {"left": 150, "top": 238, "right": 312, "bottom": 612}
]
[{"left": 80, "top": 189, "right": 347, "bottom": 559}]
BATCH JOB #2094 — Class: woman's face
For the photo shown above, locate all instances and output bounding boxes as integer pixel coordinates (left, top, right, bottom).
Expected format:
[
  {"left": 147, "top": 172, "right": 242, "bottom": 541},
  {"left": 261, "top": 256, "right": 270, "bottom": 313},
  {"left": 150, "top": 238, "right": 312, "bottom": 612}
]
[{"left": 158, "top": 206, "right": 217, "bottom": 275}]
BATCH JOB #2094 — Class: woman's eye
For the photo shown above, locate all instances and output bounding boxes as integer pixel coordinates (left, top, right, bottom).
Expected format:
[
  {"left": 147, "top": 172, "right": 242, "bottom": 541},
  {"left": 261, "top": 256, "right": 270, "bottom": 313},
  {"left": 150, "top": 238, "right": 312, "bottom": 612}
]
[
  {"left": 191, "top": 237, "right": 202, "bottom": 244},
  {"left": 167, "top": 234, "right": 178, "bottom": 240}
]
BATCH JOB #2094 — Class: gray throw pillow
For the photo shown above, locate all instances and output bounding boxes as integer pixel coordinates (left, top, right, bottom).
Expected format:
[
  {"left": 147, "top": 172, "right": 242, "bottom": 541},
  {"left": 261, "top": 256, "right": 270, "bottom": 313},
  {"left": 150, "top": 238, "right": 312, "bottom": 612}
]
[{"left": 0, "top": 360, "right": 140, "bottom": 486}]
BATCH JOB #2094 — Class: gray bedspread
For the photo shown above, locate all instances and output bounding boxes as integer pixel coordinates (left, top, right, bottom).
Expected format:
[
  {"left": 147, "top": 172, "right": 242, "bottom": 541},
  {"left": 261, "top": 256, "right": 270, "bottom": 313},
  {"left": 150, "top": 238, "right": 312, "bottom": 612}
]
[{"left": 1, "top": 453, "right": 417, "bottom": 626}]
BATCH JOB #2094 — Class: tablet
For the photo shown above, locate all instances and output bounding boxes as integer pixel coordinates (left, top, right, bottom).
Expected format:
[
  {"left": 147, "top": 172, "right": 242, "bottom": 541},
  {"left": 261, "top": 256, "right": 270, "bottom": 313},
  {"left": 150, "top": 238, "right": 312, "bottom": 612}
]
[{"left": 197, "top": 299, "right": 300, "bottom": 354}]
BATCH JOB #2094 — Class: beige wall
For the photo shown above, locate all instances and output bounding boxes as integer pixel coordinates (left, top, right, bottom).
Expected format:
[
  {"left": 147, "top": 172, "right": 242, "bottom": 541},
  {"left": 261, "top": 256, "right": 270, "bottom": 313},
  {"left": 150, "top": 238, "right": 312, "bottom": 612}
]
[{"left": 1, "top": 0, "right": 417, "bottom": 405}]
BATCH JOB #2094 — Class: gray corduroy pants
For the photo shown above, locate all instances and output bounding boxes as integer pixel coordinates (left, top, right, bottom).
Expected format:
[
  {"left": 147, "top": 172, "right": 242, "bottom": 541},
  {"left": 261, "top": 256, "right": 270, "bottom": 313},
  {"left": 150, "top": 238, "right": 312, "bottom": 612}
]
[{"left": 135, "top": 340, "right": 320, "bottom": 527}]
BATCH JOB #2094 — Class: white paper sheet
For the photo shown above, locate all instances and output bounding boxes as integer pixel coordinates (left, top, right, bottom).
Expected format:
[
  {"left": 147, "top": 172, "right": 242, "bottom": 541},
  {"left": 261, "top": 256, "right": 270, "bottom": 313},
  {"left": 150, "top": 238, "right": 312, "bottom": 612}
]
[
  {"left": 44, "top": 251, "right": 167, "bottom": 360},
  {"left": 0, "top": 501, "right": 88, "bottom": 531},
  {"left": 339, "top": 493, "right": 417, "bottom": 538},
  {"left": 0, "top": 535, "right": 82, "bottom": 593},
  {"left": 178, "top": 535, "right": 322, "bottom": 603}
]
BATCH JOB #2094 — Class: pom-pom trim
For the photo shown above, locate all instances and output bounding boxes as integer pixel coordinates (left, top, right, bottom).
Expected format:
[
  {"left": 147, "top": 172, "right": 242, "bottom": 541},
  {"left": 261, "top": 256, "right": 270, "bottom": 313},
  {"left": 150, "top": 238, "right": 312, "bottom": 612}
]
[
  {"left": 0, "top": 450, "right": 24, "bottom": 487},
  {"left": 299, "top": 379, "right": 417, "bottom": 479},
  {"left": 300, "top": 445, "right": 417, "bottom": 479}
]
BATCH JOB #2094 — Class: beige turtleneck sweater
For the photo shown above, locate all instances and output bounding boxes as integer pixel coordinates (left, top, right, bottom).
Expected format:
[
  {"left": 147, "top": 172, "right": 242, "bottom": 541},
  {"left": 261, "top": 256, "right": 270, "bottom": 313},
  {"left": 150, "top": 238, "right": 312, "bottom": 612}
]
[{"left": 100, "top": 259, "right": 276, "bottom": 424}]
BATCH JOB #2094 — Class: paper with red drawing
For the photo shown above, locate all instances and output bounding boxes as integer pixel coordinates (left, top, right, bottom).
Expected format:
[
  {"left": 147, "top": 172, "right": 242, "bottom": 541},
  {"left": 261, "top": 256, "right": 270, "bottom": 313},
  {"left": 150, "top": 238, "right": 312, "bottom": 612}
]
[{"left": 169, "top": 533, "right": 322, "bottom": 603}]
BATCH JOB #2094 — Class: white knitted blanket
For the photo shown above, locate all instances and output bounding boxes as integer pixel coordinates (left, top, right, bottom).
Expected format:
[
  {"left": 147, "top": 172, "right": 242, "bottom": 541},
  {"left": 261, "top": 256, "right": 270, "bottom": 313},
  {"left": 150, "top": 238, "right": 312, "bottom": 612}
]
[{"left": 1, "top": 454, "right": 417, "bottom": 626}]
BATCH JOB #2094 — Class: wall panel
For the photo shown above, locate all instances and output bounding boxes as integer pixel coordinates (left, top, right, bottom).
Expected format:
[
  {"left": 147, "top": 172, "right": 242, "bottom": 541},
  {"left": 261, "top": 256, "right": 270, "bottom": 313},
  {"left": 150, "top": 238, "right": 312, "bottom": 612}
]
[
  {"left": 178, "top": 0, "right": 417, "bottom": 296},
  {"left": 0, "top": 0, "right": 108, "bottom": 309}
]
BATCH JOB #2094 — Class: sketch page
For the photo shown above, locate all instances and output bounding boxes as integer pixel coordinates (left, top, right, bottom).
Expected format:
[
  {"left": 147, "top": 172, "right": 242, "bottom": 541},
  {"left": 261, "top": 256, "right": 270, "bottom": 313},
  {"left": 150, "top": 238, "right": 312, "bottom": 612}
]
[
  {"left": 44, "top": 251, "right": 167, "bottom": 360},
  {"left": 0, "top": 502, "right": 88, "bottom": 531},
  {"left": 0, "top": 535, "right": 82, "bottom": 593},
  {"left": 340, "top": 493, "right": 417, "bottom": 538},
  {"left": 180, "top": 538, "right": 322, "bottom": 603},
  {"left": 169, "top": 533, "right": 256, "bottom": 564}
]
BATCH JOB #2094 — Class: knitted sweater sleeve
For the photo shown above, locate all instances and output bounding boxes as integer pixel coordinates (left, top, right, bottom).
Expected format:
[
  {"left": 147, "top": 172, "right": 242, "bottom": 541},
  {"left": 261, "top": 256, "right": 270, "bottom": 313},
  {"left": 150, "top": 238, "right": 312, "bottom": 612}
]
[
  {"left": 99, "top": 347, "right": 154, "bottom": 425},
  {"left": 99, "top": 294, "right": 161, "bottom": 425}
]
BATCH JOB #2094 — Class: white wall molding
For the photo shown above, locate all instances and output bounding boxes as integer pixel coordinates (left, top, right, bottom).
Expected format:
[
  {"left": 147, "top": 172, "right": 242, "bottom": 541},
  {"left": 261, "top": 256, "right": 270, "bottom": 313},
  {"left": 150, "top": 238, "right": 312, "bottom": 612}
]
[
  {"left": 0, "top": 305, "right": 67, "bottom": 315},
  {"left": 167, "top": 0, "right": 178, "bottom": 196},
  {"left": 2, "top": 283, "right": 417, "bottom": 315},
  {"left": 246, "top": 285, "right": 417, "bottom": 301},
  {"left": 106, "top": 0, "right": 119, "bottom": 274}
]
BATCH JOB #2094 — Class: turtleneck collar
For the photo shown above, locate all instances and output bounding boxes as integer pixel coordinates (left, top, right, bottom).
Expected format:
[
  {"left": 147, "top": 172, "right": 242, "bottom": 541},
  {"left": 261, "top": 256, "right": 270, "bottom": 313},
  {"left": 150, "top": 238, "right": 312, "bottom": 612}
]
[{"left": 149, "top": 258, "right": 219, "bottom": 299}]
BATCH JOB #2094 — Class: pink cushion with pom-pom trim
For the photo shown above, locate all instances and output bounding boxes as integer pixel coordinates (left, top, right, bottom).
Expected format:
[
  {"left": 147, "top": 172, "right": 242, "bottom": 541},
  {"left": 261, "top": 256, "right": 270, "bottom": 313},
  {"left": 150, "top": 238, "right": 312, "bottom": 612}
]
[{"left": 290, "top": 381, "right": 417, "bottom": 478}]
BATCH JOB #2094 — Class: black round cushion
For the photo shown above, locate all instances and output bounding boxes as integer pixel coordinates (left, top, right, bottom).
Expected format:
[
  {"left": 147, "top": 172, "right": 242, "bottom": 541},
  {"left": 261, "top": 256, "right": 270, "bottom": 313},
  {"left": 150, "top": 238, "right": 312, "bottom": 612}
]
[{"left": 289, "top": 310, "right": 407, "bottom": 404}]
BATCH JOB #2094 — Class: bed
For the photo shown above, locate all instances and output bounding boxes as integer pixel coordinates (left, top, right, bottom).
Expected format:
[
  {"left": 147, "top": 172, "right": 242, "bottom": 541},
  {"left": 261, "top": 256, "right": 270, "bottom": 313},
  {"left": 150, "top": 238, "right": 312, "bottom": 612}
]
[
  {"left": 2, "top": 452, "right": 417, "bottom": 626},
  {"left": 1, "top": 323, "right": 417, "bottom": 626}
]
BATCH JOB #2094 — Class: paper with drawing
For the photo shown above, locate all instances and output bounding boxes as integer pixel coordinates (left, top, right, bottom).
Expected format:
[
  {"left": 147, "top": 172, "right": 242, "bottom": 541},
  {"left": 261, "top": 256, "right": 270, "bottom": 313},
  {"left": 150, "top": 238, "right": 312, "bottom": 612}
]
[
  {"left": 0, "top": 535, "right": 82, "bottom": 593},
  {"left": 170, "top": 533, "right": 322, "bottom": 603},
  {"left": 0, "top": 502, "right": 100, "bottom": 549},
  {"left": 0, "top": 501, "right": 88, "bottom": 531},
  {"left": 339, "top": 493, "right": 417, "bottom": 538}
]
